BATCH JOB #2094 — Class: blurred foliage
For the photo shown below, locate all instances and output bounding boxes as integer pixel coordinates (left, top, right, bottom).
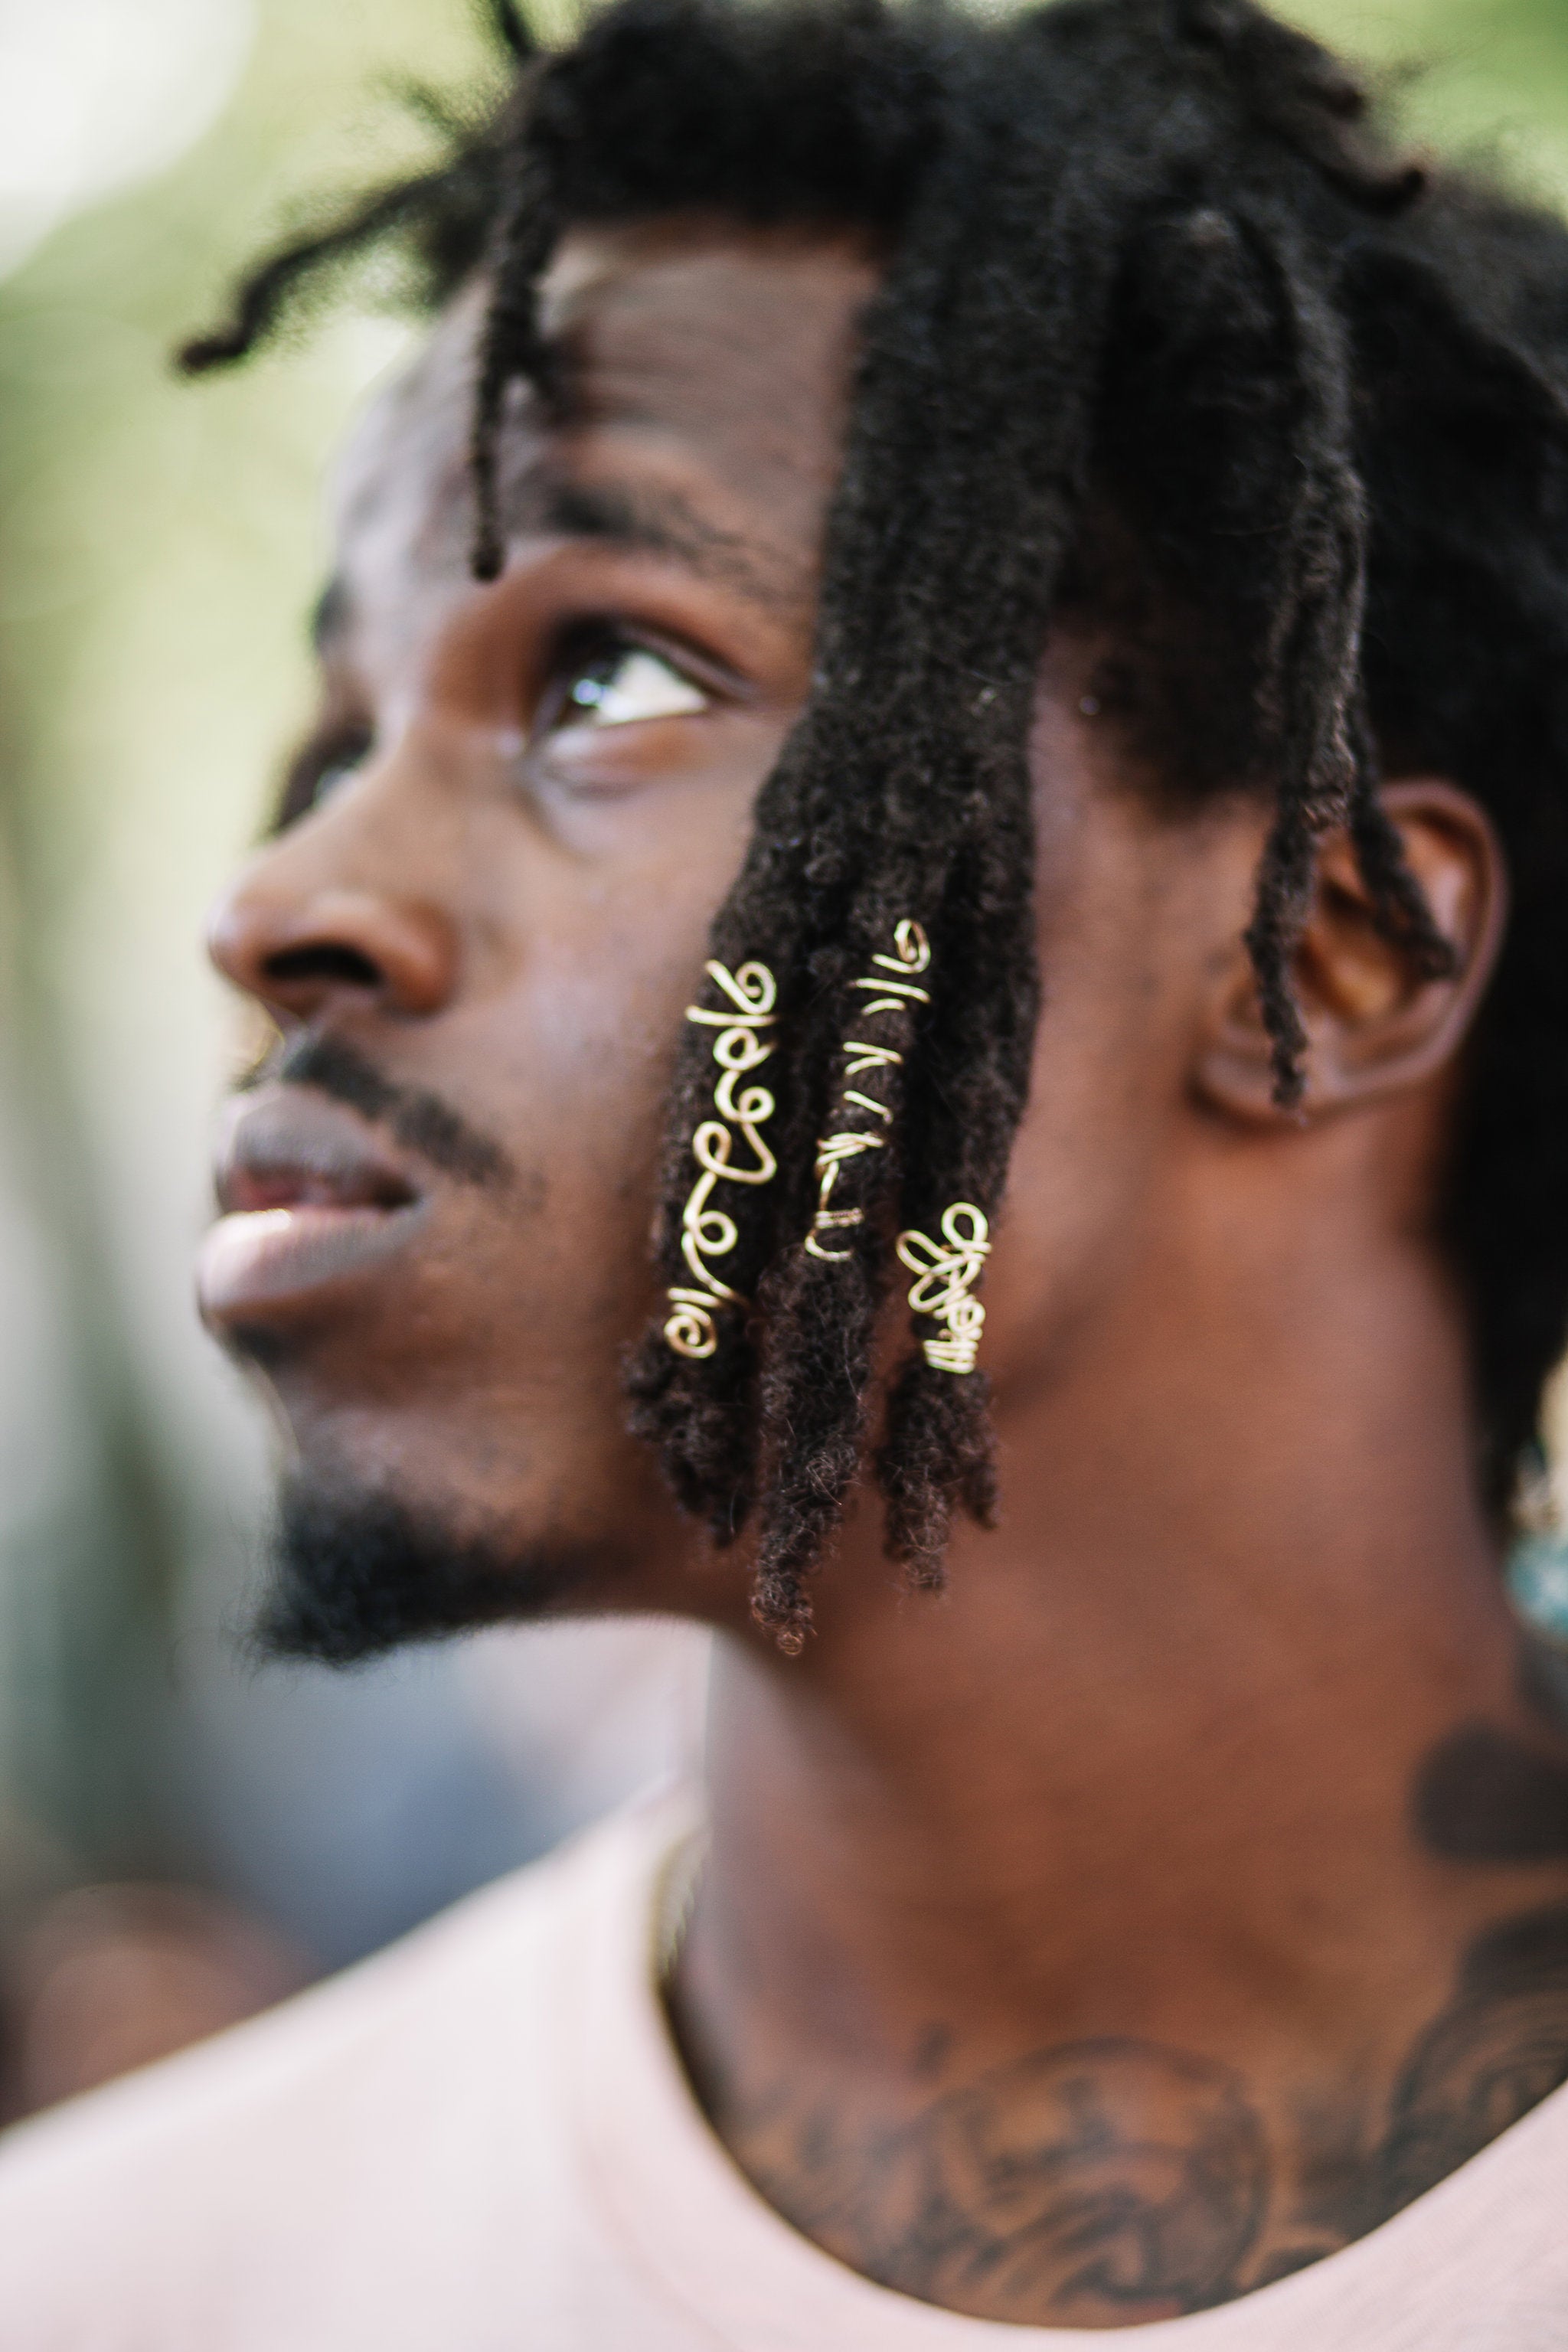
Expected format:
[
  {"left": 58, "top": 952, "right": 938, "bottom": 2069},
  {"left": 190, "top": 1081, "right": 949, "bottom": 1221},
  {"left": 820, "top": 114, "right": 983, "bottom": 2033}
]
[
  {"left": 0, "top": 0, "right": 500, "bottom": 1880},
  {"left": 0, "top": 0, "right": 1566, "bottom": 1895},
  {"left": 1296, "top": 0, "right": 1568, "bottom": 198}
]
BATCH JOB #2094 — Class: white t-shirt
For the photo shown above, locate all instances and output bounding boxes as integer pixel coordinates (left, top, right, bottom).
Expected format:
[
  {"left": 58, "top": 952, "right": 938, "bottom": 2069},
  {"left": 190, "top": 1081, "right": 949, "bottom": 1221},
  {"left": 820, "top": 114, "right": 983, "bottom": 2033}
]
[{"left": 0, "top": 1785, "right": 1564, "bottom": 2350}]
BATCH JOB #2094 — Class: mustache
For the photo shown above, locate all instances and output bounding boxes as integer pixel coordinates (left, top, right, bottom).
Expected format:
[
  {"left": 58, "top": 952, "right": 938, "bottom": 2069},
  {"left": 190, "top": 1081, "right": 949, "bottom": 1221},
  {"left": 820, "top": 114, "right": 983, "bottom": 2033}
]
[{"left": 243, "top": 1032, "right": 514, "bottom": 1191}]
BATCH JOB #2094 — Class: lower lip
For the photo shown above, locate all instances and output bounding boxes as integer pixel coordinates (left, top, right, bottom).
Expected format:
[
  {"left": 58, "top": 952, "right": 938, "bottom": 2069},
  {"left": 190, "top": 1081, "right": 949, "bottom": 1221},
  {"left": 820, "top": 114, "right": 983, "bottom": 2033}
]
[{"left": 198, "top": 1203, "right": 420, "bottom": 1319}]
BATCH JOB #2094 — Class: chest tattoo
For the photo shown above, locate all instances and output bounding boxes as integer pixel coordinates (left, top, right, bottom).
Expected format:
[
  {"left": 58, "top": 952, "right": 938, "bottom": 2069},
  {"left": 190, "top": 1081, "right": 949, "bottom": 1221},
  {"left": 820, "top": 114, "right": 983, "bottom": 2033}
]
[{"left": 717, "top": 1889, "right": 1568, "bottom": 2324}]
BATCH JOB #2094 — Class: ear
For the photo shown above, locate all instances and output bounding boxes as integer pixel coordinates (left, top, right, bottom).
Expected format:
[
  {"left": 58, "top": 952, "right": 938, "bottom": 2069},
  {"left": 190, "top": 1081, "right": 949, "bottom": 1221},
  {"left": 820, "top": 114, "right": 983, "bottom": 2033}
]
[{"left": 1197, "top": 780, "right": 1508, "bottom": 1122}]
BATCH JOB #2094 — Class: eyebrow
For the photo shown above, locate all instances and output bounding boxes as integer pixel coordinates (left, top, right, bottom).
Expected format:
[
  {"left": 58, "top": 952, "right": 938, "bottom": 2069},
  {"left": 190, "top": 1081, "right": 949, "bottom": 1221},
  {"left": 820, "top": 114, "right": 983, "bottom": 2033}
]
[
  {"left": 309, "top": 472, "right": 805, "bottom": 658},
  {"left": 526, "top": 474, "right": 802, "bottom": 613}
]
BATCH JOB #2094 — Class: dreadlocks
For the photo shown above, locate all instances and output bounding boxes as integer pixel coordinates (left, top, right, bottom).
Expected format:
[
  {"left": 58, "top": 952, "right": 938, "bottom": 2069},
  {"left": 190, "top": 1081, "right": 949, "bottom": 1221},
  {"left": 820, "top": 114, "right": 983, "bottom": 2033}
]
[{"left": 184, "top": 0, "right": 1568, "bottom": 1647}]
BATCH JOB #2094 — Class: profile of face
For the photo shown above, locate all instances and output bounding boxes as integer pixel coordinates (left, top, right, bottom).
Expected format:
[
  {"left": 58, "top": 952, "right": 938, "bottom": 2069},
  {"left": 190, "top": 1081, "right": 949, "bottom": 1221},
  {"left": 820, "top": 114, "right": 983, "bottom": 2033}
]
[{"left": 200, "top": 220, "right": 1502, "bottom": 1660}]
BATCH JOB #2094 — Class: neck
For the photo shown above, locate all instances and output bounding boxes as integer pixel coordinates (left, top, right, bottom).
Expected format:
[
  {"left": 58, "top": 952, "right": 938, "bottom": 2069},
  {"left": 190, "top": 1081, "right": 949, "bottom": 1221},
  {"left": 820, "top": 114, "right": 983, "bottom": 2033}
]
[{"left": 671, "top": 1146, "right": 1568, "bottom": 2325}]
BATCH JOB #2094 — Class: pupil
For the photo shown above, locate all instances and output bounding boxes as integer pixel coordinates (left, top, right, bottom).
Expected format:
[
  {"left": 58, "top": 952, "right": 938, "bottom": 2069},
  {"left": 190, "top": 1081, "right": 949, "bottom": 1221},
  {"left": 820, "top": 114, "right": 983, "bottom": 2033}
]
[{"left": 569, "top": 653, "right": 619, "bottom": 710}]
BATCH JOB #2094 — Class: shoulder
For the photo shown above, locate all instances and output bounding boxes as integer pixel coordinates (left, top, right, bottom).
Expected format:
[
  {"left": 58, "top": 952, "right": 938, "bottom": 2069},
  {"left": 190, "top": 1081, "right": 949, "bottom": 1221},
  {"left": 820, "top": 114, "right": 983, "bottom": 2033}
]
[
  {"left": 0, "top": 1821, "right": 573, "bottom": 2181},
  {"left": 0, "top": 1787, "right": 696, "bottom": 2348}
]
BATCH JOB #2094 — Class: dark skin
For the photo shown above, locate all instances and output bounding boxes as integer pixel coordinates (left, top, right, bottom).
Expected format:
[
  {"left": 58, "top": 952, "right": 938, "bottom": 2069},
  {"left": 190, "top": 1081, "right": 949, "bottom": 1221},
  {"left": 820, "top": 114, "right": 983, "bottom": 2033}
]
[{"left": 204, "top": 220, "right": 1568, "bottom": 2326}]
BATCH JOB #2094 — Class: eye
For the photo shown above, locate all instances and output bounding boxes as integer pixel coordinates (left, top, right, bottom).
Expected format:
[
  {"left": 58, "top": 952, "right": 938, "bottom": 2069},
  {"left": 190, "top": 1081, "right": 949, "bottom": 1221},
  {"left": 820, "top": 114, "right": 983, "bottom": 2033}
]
[
  {"left": 275, "top": 720, "right": 372, "bottom": 831},
  {"left": 550, "top": 638, "right": 710, "bottom": 732}
]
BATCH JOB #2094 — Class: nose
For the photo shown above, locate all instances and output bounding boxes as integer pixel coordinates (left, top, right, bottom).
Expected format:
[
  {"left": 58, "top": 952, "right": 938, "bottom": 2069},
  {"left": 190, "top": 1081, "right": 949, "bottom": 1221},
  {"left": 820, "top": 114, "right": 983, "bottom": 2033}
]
[{"left": 207, "top": 846, "right": 459, "bottom": 1027}]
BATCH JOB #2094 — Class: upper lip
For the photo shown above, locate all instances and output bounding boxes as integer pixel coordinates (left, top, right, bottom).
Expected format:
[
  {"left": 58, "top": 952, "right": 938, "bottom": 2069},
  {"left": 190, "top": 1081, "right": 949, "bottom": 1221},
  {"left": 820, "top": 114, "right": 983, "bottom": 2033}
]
[{"left": 214, "top": 1086, "right": 423, "bottom": 1217}]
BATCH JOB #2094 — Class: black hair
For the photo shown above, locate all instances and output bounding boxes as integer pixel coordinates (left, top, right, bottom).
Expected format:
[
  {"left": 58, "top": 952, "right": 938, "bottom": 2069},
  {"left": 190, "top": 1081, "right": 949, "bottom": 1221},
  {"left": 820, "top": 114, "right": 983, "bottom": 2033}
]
[
  {"left": 184, "top": 0, "right": 1568, "bottom": 1647},
  {"left": 254, "top": 1475, "right": 604, "bottom": 1664}
]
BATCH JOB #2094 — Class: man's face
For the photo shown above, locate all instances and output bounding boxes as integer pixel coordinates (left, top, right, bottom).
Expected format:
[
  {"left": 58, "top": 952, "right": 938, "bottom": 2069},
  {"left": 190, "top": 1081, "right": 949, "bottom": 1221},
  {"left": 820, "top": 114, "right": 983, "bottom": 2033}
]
[
  {"left": 200, "top": 219, "right": 1295, "bottom": 1650},
  {"left": 203, "top": 224, "right": 881, "bottom": 1635}
]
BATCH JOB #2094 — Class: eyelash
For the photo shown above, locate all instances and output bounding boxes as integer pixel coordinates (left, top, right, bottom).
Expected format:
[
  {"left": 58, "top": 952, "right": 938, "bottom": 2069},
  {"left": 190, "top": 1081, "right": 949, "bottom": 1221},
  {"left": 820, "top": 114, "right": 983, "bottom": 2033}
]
[
  {"left": 534, "top": 622, "right": 716, "bottom": 735},
  {"left": 276, "top": 720, "right": 372, "bottom": 831}
]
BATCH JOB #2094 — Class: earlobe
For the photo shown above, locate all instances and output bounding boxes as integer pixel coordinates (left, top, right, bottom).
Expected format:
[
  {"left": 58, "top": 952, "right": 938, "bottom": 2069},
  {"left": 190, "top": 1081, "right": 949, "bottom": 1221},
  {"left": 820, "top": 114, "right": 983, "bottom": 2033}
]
[{"left": 1196, "top": 780, "right": 1508, "bottom": 1125}]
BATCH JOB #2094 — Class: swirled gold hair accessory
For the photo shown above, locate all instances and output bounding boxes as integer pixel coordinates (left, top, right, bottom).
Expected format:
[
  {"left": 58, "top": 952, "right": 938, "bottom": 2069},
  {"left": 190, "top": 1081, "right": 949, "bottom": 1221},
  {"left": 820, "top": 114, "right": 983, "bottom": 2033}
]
[
  {"left": 896, "top": 1203, "right": 990, "bottom": 1374},
  {"left": 802, "top": 921, "right": 991, "bottom": 1373},
  {"left": 664, "top": 959, "right": 778, "bottom": 1360},
  {"left": 805, "top": 919, "right": 929, "bottom": 1263}
]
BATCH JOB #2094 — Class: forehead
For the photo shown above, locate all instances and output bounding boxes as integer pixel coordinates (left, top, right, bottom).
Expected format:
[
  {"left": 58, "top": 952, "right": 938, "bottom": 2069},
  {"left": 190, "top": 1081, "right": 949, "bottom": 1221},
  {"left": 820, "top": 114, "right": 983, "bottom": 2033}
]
[{"left": 328, "top": 220, "right": 880, "bottom": 625}]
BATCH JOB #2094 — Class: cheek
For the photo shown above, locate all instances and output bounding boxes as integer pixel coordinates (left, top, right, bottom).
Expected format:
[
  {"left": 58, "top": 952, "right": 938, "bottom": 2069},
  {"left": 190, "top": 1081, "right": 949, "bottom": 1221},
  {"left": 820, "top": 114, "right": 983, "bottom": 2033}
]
[
  {"left": 440, "top": 816, "right": 752, "bottom": 1338},
  {"left": 981, "top": 989, "right": 1174, "bottom": 1392},
  {"left": 975, "top": 799, "right": 1240, "bottom": 1391},
  {"left": 472, "top": 980, "right": 677, "bottom": 1315},
  {"left": 452, "top": 741, "right": 770, "bottom": 1169}
]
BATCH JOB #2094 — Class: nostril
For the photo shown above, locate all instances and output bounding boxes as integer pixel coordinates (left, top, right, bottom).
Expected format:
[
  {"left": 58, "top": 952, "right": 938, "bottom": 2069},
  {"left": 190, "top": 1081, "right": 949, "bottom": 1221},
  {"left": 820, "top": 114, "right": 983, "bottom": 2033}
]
[
  {"left": 263, "top": 942, "right": 382, "bottom": 989},
  {"left": 212, "top": 885, "right": 454, "bottom": 1017}
]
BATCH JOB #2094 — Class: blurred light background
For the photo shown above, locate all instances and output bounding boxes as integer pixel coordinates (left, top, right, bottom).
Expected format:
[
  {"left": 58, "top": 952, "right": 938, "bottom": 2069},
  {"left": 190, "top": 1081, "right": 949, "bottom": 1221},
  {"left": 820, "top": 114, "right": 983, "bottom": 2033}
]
[{"left": 0, "top": 0, "right": 1566, "bottom": 2117}]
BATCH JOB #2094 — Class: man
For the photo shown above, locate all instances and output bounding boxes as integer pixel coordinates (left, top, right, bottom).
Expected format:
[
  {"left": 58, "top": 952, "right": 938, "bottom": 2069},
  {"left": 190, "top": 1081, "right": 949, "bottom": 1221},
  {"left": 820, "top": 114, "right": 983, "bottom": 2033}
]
[{"left": 2, "top": 0, "right": 1567, "bottom": 2337}]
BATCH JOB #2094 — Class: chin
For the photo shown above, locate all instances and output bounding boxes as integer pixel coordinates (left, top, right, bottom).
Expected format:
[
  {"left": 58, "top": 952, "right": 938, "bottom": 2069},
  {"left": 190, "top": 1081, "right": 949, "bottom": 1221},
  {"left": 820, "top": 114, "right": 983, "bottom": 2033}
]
[{"left": 252, "top": 1472, "right": 631, "bottom": 1666}]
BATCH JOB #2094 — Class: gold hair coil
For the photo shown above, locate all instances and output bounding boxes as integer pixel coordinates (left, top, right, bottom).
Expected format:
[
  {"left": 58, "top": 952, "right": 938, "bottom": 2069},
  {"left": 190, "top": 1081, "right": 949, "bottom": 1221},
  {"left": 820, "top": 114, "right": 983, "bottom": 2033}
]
[
  {"left": 805, "top": 919, "right": 930, "bottom": 1263},
  {"left": 896, "top": 1204, "right": 991, "bottom": 1374},
  {"left": 664, "top": 960, "right": 778, "bottom": 1361}
]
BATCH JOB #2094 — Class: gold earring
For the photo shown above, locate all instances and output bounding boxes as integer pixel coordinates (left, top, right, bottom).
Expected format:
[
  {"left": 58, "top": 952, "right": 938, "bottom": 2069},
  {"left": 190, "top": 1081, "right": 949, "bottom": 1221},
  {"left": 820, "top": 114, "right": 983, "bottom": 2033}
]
[{"left": 664, "top": 960, "right": 778, "bottom": 1361}]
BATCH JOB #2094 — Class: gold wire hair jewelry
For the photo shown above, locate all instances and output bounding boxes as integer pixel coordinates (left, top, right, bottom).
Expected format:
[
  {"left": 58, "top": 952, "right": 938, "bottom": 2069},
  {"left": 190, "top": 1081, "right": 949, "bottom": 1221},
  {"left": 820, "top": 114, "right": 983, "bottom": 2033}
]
[
  {"left": 664, "top": 960, "right": 778, "bottom": 1361},
  {"left": 896, "top": 1204, "right": 991, "bottom": 1374},
  {"left": 805, "top": 919, "right": 930, "bottom": 1263}
]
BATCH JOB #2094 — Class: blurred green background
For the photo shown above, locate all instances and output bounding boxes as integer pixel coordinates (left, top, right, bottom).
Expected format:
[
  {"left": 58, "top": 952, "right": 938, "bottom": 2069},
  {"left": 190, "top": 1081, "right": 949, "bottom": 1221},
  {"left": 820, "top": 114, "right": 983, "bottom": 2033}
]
[{"left": 0, "top": 0, "right": 1565, "bottom": 2106}]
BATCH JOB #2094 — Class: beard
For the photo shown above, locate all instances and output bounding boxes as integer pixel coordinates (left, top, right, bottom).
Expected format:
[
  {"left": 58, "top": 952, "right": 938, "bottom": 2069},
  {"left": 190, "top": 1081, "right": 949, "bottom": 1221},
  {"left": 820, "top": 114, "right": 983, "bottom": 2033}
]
[{"left": 253, "top": 1475, "right": 605, "bottom": 1665}]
